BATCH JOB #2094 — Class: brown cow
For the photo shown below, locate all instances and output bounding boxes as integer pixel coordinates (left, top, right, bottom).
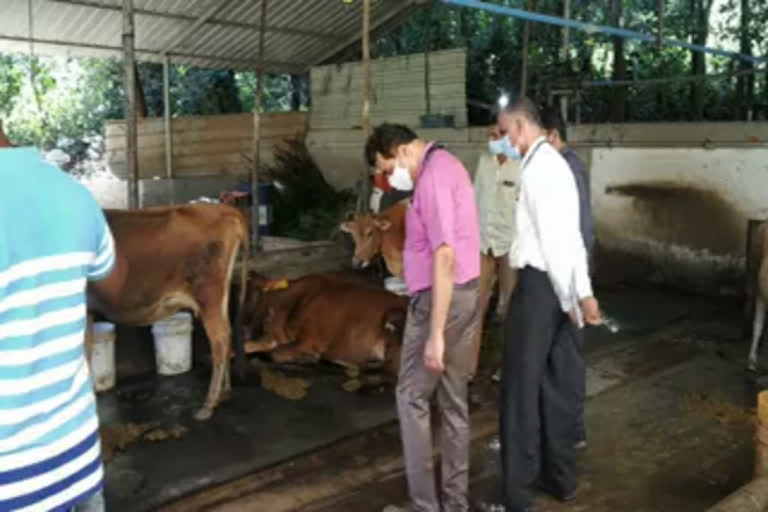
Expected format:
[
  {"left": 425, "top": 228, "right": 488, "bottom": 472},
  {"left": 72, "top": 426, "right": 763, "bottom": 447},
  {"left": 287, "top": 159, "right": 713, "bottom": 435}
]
[
  {"left": 240, "top": 272, "right": 408, "bottom": 376},
  {"left": 340, "top": 200, "right": 407, "bottom": 279},
  {"left": 87, "top": 203, "right": 249, "bottom": 420}
]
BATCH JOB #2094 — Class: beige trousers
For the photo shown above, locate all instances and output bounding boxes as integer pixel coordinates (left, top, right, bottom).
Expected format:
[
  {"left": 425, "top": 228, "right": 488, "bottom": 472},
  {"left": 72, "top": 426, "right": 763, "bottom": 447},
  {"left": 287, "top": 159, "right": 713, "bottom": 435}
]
[
  {"left": 396, "top": 282, "right": 478, "bottom": 512},
  {"left": 469, "top": 251, "right": 518, "bottom": 378}
]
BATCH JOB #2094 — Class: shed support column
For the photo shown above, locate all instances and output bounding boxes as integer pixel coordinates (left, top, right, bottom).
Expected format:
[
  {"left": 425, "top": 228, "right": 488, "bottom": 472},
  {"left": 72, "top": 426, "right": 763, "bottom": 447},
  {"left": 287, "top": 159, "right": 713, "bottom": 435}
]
[
  {"left": 359, "top": 0, "right": 372, "bottom": 213},
  {"left": 163, "top": 54, "right": 174, "bottom": 203},
  {"left": 250, "top": 0, "right": 268, "bottom": 253},
  {"left": 123, "top": 0, "right": 139, "bottom": 209}
]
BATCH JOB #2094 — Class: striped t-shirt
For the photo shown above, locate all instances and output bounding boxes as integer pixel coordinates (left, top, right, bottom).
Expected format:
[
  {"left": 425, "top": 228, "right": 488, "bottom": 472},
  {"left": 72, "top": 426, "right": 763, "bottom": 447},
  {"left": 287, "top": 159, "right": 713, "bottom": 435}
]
[{"left": 0, "top": 147, "right": 115, "bottom": 511}]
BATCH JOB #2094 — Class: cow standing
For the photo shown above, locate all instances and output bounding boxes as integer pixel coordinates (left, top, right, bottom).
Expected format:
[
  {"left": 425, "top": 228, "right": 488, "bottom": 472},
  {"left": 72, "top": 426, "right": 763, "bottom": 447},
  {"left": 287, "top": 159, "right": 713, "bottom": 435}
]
[
  {"left": 87, "top": 203, "right": 249, "bottom": 420},
  {"left": 340, "top": 200, "right": 407, "bottom": 278}
]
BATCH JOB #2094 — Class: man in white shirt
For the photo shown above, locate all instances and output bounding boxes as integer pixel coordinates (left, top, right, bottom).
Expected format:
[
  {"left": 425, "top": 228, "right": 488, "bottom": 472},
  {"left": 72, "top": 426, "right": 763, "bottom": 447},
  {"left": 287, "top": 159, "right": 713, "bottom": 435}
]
[
  {"left": 468, "top": 126, "right": 521, "bottom": 381},
  {"left": 496, "top": 98, "right": 601, "bottom": 511}
]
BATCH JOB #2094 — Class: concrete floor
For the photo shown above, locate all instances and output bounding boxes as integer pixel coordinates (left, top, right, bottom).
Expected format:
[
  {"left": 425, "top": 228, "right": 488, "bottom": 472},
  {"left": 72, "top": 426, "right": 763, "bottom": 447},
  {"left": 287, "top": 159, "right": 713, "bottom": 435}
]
[
  {"left": 99, "top": 284, "right": 759, "bottom": 512},
  {"left": 155, "top": 286, "right": 760, "bottom": 512},
  {"left": 297, "top": 290, "right": 758, "bottom": 512}
]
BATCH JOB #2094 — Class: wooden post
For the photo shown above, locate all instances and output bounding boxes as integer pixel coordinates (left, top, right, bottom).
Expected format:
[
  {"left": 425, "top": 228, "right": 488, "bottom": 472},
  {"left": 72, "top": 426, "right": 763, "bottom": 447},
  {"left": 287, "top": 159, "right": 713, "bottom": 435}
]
[
  {"left": 757, "top": 391, "right": 768, "bottom": 478},
  {"left": 163, "top": 54, "right": 174, "bottom": 203},
  {"left": 745, "top": 219, "right": 766, "bottom": 340},
  {"left": 359, "top": 0, "right": 372, "bottom": 213},
  {"left": 250, "top": 0, "right": 267, "bottom": 252},
  {"left": 423, "top": 2, "right": 432, "bottom": 116},
  {"left": 657, "top": 0, "right": 664, "bottom": 49},
  {"left": 123, "top": 0, "right": 139, "bottom": 209},
  {"left": 520, "top": 0, "right": 534, "bottom": 97}
]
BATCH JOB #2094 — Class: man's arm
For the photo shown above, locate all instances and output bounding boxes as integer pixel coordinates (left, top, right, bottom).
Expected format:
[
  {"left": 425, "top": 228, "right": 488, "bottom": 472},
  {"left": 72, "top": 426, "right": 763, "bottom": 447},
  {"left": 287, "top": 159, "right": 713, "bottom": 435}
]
[
  {"left": 88, "top": 253, "right": 127, "bottom": 308},
  {"left": 527, "top": 155, "right": 593, "bottom": 317},
  {"left": 424, "top": 244, "right": 455, "bottom": 372}
]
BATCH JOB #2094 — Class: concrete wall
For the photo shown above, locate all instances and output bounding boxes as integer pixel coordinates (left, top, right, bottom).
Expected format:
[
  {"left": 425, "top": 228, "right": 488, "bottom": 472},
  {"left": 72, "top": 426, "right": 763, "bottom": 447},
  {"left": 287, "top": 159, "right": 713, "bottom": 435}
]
[
  {"left": 590, "top": 147, "right": 768, "bottom": 295},
  {"left": 307, "top": 121, "right": 768, "bottom": 295}
]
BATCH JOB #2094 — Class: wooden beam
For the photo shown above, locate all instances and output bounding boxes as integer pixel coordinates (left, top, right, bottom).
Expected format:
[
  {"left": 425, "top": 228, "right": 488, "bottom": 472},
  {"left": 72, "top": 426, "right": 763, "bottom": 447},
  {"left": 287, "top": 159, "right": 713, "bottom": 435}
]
[
  {"left": 0, "top": 34, "right": 304, "bottom": 73},
  {"left": 123, "top": 0, "right": 139, "bottom": 209},
  {"left": 163, "top": 54, "right": 173, "bottom": 185},
  {"left": 251, "top": 0, "right": 268, "bottom": 253},
  {"left": 359, "top": 0, "right": 372, "bottom": 213},
  {"left": 47, "top": 0, "right": 344, "bottom": 42}
]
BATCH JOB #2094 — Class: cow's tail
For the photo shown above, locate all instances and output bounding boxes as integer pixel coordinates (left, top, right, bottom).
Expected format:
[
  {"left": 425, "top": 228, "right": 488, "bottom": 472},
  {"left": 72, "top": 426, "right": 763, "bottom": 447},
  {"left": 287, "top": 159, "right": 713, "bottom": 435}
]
[{"left": 232, "top": 211, "right": 251, "bottom": 381}]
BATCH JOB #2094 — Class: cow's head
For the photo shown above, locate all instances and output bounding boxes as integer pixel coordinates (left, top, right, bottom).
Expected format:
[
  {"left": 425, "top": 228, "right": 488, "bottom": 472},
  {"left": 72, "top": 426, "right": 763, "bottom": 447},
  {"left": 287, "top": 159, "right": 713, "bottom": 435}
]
[{"left": 339, "top": 212, "right": 392, "bottom": 269}]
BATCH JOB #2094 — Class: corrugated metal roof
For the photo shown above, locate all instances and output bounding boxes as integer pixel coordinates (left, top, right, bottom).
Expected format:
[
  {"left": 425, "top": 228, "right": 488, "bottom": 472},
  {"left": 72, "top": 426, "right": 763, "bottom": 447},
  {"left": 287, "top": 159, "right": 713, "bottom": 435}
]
[{"left": 0, "top": 0, "right": 426, "bottom": 71}]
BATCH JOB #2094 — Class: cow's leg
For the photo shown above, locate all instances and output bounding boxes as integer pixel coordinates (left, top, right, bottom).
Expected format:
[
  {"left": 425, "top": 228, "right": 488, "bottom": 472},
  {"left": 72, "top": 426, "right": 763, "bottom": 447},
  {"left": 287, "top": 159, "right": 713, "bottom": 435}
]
[
  {"left": 749, "top": 296, "right": 766, "bottom": 372},
  {"left": 271, "top": 344, "right": 320, "bottom": 365},
  {"left": 244, "top": 338, "right": 279, "bottom": 353},
  {"left": 197, "top": 306, "right": 231, "bottom": 421}
]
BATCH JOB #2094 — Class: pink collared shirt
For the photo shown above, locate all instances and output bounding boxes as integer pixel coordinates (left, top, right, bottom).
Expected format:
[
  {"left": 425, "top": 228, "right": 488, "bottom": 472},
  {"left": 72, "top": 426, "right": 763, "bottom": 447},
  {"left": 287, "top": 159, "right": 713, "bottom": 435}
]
[{"left": 404, "top": 143, "right": 481, "bottom": 294}]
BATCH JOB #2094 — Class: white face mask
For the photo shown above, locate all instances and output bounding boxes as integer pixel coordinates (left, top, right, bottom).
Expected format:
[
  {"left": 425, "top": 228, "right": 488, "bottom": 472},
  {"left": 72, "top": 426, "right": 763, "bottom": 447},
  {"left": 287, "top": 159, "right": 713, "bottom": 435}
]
[
  {"left": 488, "top": 138, "right": 505, "bottom": 155},
  {"left": 388, "top": 162, "right": 414, "bottom": 191},
  {"left": 500, "top": 136, "right": 522, "bottom": 161}
]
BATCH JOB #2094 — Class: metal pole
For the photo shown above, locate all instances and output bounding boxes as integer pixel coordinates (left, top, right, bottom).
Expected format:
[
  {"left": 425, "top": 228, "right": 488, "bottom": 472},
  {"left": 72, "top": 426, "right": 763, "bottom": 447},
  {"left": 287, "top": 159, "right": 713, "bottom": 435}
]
[
  {"left": 359, "top": 0, "right": 372, "bottom": 213},
  {"left": 163, "top": 54, "right": 174, "bottom": 203},
  {"left": 250, "top": 0, "right": 267, "bottom": 253},
  {"left": 123, "top": 0, "right": 139, "bottom": 209}
]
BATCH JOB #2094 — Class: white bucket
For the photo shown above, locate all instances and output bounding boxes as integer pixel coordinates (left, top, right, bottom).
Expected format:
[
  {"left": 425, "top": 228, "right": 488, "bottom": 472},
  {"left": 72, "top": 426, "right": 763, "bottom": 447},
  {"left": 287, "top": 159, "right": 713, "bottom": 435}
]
[
  {"left": 90, "top": 322, "right": 116, "bottom": 392},
  {"left": 151, "top": 312, "right": 193, "bottom": 376},
  {"left": 384, "top": 277, "right": 409, "bottom": 296}
]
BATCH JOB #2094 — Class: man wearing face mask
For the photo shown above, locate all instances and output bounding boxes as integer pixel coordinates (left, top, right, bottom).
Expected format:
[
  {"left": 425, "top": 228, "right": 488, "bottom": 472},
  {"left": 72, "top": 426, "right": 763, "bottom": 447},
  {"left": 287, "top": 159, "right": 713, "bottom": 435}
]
[
  {"left": 496, "top": 98, "right": 602, "bottom": 511},
  {"left": 468, "top": 125, "right": 521, "bottom": 383},
  {"left": 365, "top": 123, "right": 480, "bottom": 512}
]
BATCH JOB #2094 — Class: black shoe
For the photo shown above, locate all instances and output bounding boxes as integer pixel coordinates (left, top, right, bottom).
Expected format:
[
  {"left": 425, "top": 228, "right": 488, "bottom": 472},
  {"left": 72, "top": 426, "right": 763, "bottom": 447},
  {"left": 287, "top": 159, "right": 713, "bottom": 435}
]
[{"left": 536, "top": 480, "right": 577, "bottom": 503}]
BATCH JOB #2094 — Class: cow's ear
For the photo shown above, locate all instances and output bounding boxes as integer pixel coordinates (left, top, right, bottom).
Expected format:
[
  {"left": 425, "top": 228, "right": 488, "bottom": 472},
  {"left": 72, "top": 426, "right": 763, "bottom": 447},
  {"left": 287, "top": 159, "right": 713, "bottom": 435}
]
[
  {"left": 374, "top": 219, "right": 392, "bottom": 231},
  {"left": 340, "top": 222, "right": 353, "bottom": 233}
]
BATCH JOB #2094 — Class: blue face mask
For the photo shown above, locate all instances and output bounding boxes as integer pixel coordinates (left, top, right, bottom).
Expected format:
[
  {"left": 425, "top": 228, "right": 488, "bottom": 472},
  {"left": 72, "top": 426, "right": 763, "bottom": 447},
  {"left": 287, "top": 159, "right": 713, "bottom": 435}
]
[
  {"left": 500, "top": 136, "right": 522, "bottom": 161},
  {"left": 488, "top": 138, "right": 505, "bottom": 155}
]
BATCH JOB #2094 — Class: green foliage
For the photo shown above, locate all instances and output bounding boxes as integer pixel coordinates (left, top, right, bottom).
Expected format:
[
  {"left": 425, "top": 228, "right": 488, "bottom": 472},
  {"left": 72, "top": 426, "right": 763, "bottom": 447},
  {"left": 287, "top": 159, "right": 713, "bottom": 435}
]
[{"left": 259, "top": 139, "right": 355, "bottom": 241}]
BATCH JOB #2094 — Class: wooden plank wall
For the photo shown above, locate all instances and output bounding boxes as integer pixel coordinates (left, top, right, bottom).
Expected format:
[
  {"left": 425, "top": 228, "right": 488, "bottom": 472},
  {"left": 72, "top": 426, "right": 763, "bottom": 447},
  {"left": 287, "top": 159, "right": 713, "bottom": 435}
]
[
  {"left": 309, "top": 48, "right": 467, "bottom": 130},
  {"left": 106, "top": 111, "right": 308, "bottom": 179}
]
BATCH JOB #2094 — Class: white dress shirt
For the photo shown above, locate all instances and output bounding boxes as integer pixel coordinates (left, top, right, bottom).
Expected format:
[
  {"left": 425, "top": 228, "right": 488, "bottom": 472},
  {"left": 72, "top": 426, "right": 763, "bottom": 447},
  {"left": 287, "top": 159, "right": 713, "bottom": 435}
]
[
  {"left": 510, "top": 136, "right": 593, "bottom": 316},
  {"left": 473, "top": 152, "right": 520, "bottom": 256}
]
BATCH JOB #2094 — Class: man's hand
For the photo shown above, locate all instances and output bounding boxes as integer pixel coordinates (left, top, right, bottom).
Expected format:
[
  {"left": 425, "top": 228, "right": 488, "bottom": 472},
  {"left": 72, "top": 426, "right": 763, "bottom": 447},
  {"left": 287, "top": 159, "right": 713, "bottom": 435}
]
[
  {"left": 568, "top": 296, "right": 602, "bottom": 326},
  {"left": 581, "top": 297, "right": 602, "bottom": 325},
  {"left": 424, "top": 331, "right": 446, "bottom": 373}
]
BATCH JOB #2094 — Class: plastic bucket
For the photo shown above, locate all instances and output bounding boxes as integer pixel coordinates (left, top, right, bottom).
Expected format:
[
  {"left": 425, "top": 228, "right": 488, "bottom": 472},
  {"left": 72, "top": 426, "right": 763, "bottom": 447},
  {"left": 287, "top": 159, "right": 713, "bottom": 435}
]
[
  {"left": 90, "top": 322, "right": 116, "bottom": 392},
  {"left": 384, "top": 277, "right": 410, "bottom": 296},
  {"left": 151, "top": 312, "right": 193, "bottom": 376}
]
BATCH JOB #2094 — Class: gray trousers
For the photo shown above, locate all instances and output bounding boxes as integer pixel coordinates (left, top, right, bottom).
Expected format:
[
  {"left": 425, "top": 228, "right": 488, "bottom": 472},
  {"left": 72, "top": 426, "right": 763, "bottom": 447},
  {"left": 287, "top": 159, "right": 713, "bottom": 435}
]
[{"left": 396, "top": 282, "right": 478, "bottom": 512}]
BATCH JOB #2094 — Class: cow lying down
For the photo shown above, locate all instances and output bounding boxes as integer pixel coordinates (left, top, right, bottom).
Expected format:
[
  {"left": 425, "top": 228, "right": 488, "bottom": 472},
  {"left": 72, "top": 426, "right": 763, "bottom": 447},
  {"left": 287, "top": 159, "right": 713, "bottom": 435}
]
[{"left": 238, "top": 271, "right": 408, "bottom": 378}]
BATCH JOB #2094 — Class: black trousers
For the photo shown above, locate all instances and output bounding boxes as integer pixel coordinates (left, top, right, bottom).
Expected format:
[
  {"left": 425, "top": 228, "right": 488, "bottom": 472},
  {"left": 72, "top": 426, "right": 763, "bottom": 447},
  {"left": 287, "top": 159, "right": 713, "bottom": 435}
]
[{"left": 499, "top": 267, "right": 580, "bottom": 509}]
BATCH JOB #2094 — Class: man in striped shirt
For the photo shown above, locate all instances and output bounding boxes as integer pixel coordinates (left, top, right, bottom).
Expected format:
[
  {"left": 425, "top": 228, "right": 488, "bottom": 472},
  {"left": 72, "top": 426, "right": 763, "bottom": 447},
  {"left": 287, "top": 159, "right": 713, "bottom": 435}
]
[{"left": 0, "top": 147, "right": 125, "bottom": 511}]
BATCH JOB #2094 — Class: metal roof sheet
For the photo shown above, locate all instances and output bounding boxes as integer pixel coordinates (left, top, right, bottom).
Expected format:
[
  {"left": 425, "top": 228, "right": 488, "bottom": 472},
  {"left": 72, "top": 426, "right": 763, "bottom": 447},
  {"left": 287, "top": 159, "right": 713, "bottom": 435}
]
[{"left": 0, "top": 0, "right": 425, "bottom": 71}]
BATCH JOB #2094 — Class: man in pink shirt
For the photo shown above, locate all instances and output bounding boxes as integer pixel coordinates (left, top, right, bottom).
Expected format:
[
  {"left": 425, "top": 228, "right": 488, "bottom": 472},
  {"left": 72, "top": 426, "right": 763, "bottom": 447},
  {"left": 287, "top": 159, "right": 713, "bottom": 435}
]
[{"left": 365, "top": 124, "right": 480, "bottom": 512}]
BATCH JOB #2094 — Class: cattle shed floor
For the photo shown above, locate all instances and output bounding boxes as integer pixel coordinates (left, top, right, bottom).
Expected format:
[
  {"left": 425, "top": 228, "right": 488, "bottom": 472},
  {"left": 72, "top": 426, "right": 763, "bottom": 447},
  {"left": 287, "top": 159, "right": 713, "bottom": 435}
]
[{"left": 140, "top": 286, "right": 763, "bottom": 512}]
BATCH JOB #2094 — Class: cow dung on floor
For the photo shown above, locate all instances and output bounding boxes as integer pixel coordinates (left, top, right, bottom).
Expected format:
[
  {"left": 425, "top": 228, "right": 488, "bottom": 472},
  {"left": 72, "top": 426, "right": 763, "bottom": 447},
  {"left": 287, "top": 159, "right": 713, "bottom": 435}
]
[{"left": 260, "top": 367, "right": 312, "bottom": 400}]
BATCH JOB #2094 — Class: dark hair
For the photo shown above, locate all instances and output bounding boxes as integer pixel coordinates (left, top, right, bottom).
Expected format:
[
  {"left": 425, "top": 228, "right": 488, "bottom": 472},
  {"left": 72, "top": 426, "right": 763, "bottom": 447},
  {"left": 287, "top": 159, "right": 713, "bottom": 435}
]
[
  {"left": 541, "top": 105, "right": 568, "bottom": 142},
  {"left": 501, "top": 96, "right": 542, "bottom": 127},
  {"left": 365, "top": 123, "right": 418, "bottom": 166}
]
